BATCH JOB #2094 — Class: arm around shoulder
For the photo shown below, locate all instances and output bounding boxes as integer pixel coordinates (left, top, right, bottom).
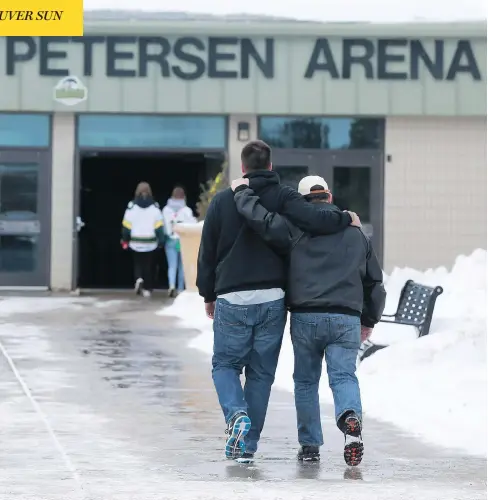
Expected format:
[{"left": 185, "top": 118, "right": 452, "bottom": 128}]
[
  {"left": 234, "top": 186, "right": 297, "bottom": 253},
  {"left": 280, "top": 187, "right": 351, "bottom": 235}
]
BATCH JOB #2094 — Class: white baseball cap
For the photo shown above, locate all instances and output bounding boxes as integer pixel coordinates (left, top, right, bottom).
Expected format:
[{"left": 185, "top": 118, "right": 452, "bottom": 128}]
[{"left": 298, "top": 175, "right": 329, "bottom": 196}]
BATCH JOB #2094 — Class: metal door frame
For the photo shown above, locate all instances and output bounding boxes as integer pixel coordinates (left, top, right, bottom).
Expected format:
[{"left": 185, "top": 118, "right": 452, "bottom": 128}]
[
  {"left": 272, "top": 149, "right": 384, "bottom": 265},
  {"left": 0, "top": 150, "right": 51, "bottom": 287}
]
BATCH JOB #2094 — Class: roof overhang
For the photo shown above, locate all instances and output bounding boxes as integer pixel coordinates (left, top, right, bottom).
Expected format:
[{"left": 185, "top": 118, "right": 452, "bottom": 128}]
[{"left": 83, "top": 20, "right": 487, "bottom": 38}]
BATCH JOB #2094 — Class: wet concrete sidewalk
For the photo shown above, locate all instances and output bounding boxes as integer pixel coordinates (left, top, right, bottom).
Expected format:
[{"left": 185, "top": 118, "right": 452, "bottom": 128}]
[{"left": 0, "top": 297, "right": 485, "bottom": 500}]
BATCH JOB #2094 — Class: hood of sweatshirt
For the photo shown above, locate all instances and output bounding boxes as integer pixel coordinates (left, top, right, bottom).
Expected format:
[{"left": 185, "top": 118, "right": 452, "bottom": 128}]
[
  {"left": 134, "top": 195, "right": 155, "bottom": 209},
  {"left": 166, "top": 198, "right": 187, "bottom": 211},
  {"left": 244, "top": 170, "right": 280, "bottom": 193}
]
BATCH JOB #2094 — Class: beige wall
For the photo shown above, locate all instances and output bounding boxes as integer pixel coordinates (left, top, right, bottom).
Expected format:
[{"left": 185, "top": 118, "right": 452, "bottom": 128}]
[
  {"left": 50, "top": 113, "right": 76, "bottom": 290},
  {"left": 384, "top": 116, "right": 487, "bottom": 273}
]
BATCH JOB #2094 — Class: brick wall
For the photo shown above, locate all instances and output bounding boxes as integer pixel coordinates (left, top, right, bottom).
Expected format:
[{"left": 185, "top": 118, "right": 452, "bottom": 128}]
[{"left": 384, "top": 116, "right": 487, "bottom": 272}]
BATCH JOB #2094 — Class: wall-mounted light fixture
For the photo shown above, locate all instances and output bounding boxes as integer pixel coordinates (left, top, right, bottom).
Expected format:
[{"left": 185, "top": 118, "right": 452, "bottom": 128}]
[{"left": 237, "top": 121, "right": 250, "bottom": 142}]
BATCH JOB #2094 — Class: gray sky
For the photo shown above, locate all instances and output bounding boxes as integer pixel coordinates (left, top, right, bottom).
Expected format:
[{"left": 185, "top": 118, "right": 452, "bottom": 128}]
[{"left": 83, "top": 0, "right": 486, "bottom": 22}]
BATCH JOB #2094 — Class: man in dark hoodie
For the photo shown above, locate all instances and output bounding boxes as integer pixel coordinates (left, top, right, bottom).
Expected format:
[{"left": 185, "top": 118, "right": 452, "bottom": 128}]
[
  {"left": 196, "top": 140, "right": 361, "bottom": 463},
  {"left": 232, "top": 174, "right": 386, "bottom": 466}
]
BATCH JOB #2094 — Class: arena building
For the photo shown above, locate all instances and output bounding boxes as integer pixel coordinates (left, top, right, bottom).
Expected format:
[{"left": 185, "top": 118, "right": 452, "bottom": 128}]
[{"left": 0, "top": 14, "right": 485, "bottom": 290}]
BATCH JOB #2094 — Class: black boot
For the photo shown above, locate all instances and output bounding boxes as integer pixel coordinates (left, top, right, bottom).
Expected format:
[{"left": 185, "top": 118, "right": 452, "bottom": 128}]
[
  {"left": 297, "top": 445, "right": 320, "bottom": 462},
  {"left": 340, "top": 412, "right": 364, "bottom": 467}
]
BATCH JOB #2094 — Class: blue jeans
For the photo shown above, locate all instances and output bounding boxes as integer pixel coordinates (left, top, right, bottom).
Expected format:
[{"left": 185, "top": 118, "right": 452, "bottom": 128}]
[
  {"left": 165, "top": 240, "right": 185, "bottom": 290},
  {"left": 291, "top": 312, "right": 362, "bottom": 447},
  {"left": 212, "top": 298, "right": 286, "bottom": 454}
]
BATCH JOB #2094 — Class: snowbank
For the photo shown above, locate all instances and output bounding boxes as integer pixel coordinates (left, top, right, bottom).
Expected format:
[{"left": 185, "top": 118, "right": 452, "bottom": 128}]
[
  {"left": 158, "top": 249, "right": 487, "bottom": 456},
  {"left": 0, "top": 297, "right": 92, "bottom": 317}
]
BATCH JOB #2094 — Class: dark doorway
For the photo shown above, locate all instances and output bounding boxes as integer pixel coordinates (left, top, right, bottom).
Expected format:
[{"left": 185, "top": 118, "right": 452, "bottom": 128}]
[{"left": 77, "top": 151, "right": 223, "bottom": 289}]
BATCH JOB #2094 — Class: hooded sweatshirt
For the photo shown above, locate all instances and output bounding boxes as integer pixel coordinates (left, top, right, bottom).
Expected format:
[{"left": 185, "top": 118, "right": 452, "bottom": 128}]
[
  {"left": 121, "top": 196, "right": 165, "bottom": 252},
  {"left": 162, "top": 198, "right": 197, "bottom": 241}
]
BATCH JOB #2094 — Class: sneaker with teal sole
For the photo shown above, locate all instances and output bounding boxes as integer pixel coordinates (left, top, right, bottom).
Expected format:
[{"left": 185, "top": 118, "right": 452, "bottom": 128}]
[{"left": 224, "top": 412, "right": 251, "bottom": 459}]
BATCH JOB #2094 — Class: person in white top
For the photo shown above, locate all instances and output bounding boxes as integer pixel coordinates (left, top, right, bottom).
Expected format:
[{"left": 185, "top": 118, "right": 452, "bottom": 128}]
[
  {"left": 162, "top": 186, "right": 197, "bottom": 297},
  {"left": 121, "top": 182, "right": 165, "bottom": 298}
]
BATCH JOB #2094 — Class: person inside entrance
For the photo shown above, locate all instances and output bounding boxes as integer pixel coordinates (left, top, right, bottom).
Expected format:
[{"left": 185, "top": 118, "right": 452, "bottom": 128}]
[
  {"left": 121, "top": 181, "right": 165, "bottom": 298},
  {"left": 77, "top": 151, "right": 223, "bottom": 290},
  {"left": 162, "top": 186, "right": 197, "bottom": 297}
]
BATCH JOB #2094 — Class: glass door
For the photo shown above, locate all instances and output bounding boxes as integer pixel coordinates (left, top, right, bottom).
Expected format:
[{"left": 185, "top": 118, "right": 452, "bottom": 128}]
[
  {"left": 272, "top": 150, "right": 317, "bottom": 190},
  {"left": 323, "top": 150, "right": 383, "bottom": 263},
  {"left": 0, "top": 151, "right": 51, "bottom": 287},
  {"left": 270, "top": 148, "right": 384, "bottom": 264}
]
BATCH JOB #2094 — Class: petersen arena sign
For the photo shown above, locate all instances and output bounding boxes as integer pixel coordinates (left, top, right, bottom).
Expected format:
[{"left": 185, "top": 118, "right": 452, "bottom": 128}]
[{"left": 3, "top": 36, "right": 483, "bottom": 82}]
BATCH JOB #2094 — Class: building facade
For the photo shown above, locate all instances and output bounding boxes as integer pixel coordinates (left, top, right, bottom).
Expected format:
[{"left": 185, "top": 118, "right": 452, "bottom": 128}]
[{"left": 0, "top": 19, "right": 485, "bottom": 290}]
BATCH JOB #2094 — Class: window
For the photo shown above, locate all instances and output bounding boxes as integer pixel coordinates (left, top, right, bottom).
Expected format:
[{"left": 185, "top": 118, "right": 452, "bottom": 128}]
[
  {"left": 0, "top": 164, "right": 38, "bottom": 215},
  {"left": 0, "top": 163, "right": 40, "bottom": 273},
  {"left": 259, "top": 117, "right": 383, "bottom": 150},
  {"left": 0, "top": 235, "right": 38, "bottom": 272},
  {"left": 273, "top": 166, "right": 309, "bottom": 191},
  {"left": 332, "top": 167, "right": 371, "bottom": 223},
  {"left": 0, "top": 114, "right": 50, "bottom": 147},
  {"left": 78, "top": 115, "right": 227, "bottom": 149}
]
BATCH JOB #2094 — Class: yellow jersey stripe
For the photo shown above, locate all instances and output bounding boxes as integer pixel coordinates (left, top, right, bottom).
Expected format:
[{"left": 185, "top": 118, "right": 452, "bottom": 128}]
[{"left": 122, "top": 219, "right": 132, "bottom": 229}]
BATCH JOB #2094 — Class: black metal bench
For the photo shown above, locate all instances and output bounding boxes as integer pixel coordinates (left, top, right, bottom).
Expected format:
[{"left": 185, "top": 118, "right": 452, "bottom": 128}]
[{"left": 359, "top": 280, "right": 444, "bottom": 362}]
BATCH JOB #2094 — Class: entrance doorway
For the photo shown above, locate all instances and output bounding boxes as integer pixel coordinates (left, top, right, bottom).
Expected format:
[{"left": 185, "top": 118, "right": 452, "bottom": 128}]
[
  {"left": 76, "top": 151, "right": 223, "bottom": 289},
  {"left": 273, "top": 150, "right": 384, "bottom": 263}
]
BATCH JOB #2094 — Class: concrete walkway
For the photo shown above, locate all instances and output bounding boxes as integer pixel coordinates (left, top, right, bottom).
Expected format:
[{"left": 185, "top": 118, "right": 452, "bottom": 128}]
[{"left": 0, "top": 296, "right": 485, "bottom": 500}]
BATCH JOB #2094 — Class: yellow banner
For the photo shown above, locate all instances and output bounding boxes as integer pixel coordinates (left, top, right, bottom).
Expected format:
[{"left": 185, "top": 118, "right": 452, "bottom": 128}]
[{"left": 0, "top": 0, "right": 83, "bottom": 36}]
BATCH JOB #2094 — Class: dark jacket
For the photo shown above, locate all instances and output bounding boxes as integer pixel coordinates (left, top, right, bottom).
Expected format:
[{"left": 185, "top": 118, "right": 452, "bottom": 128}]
[
  {"left": 196, "top": 170, "right": 352, "bottom": 303},
  {"left": 234, "top": 186, "right": 386, "bottom": 327}
]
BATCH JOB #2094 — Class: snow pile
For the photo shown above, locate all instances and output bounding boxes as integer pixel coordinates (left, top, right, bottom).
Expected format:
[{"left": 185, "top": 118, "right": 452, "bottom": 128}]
[
  {"left": 0, "top": 297, "right": 92, "bottom": 317},
  {"left": 158, "top": 249, "right": 487, "bottom": 456},
  {"left": 158, "top": 291, "right": 212, "bottom": 339},
  {"left": 355, "top": 249, "right": 486, "bottom": 455}
]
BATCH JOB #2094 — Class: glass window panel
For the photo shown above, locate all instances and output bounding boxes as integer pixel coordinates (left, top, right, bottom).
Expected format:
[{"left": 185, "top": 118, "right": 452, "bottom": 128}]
[
  {"left": 78, "top": 115, "right": 227, "bottom": 149},
  {"left": 0, "top": 235, "right": 38, "bottom": 272},
  {"left": 0, "top": 114, "right": 50, "bottom": 147},
  {"left": 259, "top": 117, "right": 383, "bottom": 150},
  {"left": 332, "top": 167, "right": 371, "bottom": 223},
  {"left": 0, "top": 164, "right": 38, "bottom": 215},
  {"left": 274, "top": 166, "right": 309, "bottom": 190},
  {"left": 0, "top": 163, "right": 40, "bottom": 272}
]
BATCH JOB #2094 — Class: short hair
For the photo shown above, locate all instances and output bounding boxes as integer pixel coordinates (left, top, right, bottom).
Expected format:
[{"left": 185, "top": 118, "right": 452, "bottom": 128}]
[
  {"left": 135, "top": 181, "right": 152, "bottom": 198},
  {"left": 241, "top": 140, "right": 271, "bottom": 172},
  {"left": 305, "top": 192, "right": 330, "bottom": 203}
]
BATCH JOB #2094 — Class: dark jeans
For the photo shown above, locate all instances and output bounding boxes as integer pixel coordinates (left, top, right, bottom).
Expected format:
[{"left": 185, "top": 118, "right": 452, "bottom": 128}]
[
  {"left": 212, "top": 298, "right": 286, "bottom": 454},
  {"left": 133, "top": 250, "right": 156, "bottom": 291},
  {"left": 291, "top": 312, "right": 362, "bottom": 447}
]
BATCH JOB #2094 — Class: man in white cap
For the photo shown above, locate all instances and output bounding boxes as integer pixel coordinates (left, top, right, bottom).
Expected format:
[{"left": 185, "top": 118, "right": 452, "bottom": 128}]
[{"left": 231, "top": 175, "right": 386, "bottom": 466}]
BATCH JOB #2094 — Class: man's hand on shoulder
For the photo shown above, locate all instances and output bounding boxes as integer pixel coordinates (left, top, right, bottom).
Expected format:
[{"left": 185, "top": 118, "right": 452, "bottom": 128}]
[
  {"left": 231, "top": 178, "right": 249, "bottom": 192},
  {"left": 345, "top": 211, "right": 361, "bottom": 227}
]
